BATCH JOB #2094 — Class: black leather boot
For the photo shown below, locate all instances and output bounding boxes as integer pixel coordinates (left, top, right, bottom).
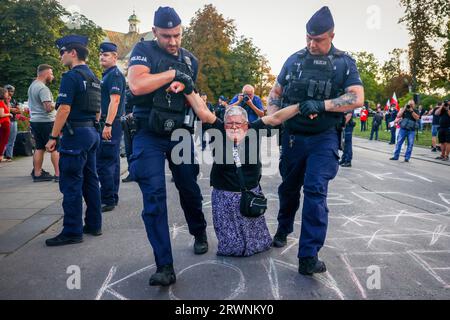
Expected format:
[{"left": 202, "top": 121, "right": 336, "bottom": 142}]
[
  {"left": 298, "top": 257, "right": 327, "bottom": 276},
  {"left": 149, "top": 264, "right": 176, "bottom": 286}
]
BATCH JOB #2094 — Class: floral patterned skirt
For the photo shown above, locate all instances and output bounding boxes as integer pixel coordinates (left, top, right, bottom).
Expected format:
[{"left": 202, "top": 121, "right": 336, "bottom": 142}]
[{"left": 211, "top": 187, "right": 272, "bottom": 257}]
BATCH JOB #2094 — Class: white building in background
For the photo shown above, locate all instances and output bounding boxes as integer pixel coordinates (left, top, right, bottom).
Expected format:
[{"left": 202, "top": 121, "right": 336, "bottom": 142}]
[{"left": 103, "top": 11, "right": 154, "bottom": 74}]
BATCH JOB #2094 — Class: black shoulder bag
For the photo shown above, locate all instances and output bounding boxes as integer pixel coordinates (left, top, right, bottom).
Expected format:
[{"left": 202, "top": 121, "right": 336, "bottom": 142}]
[{"left": 233, "top": 144, "right": 267, "bottom": 218}]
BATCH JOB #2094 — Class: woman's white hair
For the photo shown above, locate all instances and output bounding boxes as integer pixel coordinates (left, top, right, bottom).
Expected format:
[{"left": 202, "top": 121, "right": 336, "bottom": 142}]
[{"left": 224, "top": 106, "right": 248, "bottom": 123}]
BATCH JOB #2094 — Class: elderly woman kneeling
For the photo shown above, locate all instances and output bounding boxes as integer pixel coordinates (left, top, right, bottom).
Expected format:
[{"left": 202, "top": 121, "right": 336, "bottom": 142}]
[
  {"left": 183, "top": 90, "right": 299, "bottom": 256},
  {"left": 204, "top": 105, "right": 298, "bottom": 257}
]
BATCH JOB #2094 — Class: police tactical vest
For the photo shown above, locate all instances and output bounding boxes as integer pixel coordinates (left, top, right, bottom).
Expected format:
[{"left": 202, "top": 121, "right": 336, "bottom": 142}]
[
  {"left": 73, "top": 68, "right": 101, "bottom": 114},
  {"left": 148, "top": 42, "right": 194, "bottom": 136},
  {"left": 283, "top": 48, "right": 346, "bottom": 134}
]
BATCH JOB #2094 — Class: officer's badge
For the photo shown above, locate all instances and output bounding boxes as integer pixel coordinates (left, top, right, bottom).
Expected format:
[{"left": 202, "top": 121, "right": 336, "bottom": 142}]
[{"left": 168, "top": 21, "right": 173, "bottom": 28}]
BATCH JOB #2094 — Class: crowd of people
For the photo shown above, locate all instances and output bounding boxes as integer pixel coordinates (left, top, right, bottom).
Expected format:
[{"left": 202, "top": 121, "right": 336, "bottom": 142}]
[{"left": 349, "top": 100, "right": 450, "bottom": 163}]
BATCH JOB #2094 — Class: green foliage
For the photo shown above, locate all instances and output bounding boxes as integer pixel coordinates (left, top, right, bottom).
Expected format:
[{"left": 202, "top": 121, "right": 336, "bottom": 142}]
[
  {"left": 353, "top": 48, "right": 447, "bottom": 109},
  {"left": 183, "top": 4, "right": 274, "bottom": 102},
  {"left": 353, "top": 52, "right": 384, "bottom": 103},
  {"left": 0, "top": 0, "right": 67, "bottom": 101},
  {"left": 64, "top": 13, "right": 105, "bottom": 79},
  {"left": 398, "top": 92, "right": 443, "bottom": 110},
  {"left": 399, "top": 0, "right": 450, "bottom": 93},
  {"left": 0, "top": 0, "right": 104, "bottom": 102},
  {"left": 353, "top": 118, "right": 432, "bottom": 148}
]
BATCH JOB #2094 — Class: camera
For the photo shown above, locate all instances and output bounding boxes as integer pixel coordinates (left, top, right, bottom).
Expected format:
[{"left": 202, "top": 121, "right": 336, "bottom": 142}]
[{"left": 242, "top": 94, "right": 250, "bottom": 103}]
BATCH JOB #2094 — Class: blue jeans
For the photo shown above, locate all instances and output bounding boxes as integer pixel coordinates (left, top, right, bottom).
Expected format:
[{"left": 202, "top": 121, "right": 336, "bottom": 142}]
[
  {"left": 393, "top": 128, "right": 415, "bottom": 160},
  {"left": 4, "top": 121, "right": 17, "bottom": 158}
]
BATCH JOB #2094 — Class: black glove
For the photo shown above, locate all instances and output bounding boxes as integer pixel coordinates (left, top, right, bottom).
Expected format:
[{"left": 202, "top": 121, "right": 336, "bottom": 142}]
[
  {"left": 299, "top": 100, "right": 326, "bottom": 117},
  {"left": 174, "top": 70, "right": 195, "bottom": 95}
]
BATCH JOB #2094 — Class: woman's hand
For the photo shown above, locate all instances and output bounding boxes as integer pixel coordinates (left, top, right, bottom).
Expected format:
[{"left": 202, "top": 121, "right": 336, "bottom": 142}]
[{"left": 168, "top": 81, "right": 185, "bottom": 94}]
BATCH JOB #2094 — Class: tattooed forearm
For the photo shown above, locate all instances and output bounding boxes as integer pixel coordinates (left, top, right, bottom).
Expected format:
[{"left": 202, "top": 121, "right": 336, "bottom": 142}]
[
  {"left": 330, "top": 92, "right": 357, "bottom": 110},
  {"left": 325, "top": 85, "right": 364, "bottom": 113},
  {"left": 267, "top": 82, "right": 283, "bottom": 115}
]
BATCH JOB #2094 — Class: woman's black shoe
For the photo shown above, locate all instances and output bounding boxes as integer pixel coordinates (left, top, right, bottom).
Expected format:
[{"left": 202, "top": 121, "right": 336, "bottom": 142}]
[
  {"left": 272, "top": 232, "right": 287, "bottom": 248},
  {"left": 194, "top": 232, "right": 208, "bottom": 255}
]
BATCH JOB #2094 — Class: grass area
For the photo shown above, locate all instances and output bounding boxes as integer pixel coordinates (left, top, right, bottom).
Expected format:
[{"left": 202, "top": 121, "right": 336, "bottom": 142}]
[{"left": 352, "top": 119, "right": 433, "bottom": 148}]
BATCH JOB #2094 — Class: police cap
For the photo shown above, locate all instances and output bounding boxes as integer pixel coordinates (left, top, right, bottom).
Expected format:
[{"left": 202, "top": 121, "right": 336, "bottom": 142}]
[
  {"left": 100, "top": 42, "right": 118, "bottom": 53},
  {"left": 56, "top": 35, "right": 88, "bottom": 54},
  {"left": 154, "top": 6, "right": 181, "bottom": 29},
  {"left": 306, "top": 6, "right": 335, "bottom": 36}
]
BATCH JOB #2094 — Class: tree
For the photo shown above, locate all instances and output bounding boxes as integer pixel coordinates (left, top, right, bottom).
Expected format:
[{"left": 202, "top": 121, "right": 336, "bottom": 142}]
[
  {"left": 183, "top": 4, "right": 275, "bottom": 102},
  {"left": 399, "top": 0, "right": 450, "bottom": 93},
  {"left": 0, "top": 0, "right": 67, "bottom": 100},
  {"left": 0, "top": 0, "right": 105, "bottom": 101},
  {"left": 381, "top": 49, "right": 412, "bottom": 99},
  {"left": 63, "top": 12, "right": 105, "bottom": 78},
  {"left": 254, "top": 56, "right": 276, "bottom": 104},
  {"left": 429, "top": 20, "right": 450, "bottom": 92},
  {"left": 381, "top": 49, "right": 407, "bottom": 82},
  {"left": 353, "top": 51, "right": 384, "bottom": 104},
  {"left": 183, "top": 4, "right": 236, "bottom": 100}
]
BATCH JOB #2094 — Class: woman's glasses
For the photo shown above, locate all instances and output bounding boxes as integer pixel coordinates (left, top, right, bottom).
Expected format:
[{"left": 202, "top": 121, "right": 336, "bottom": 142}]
[{"left": 224, "top": 122, "right": 247, "bottom": 129}]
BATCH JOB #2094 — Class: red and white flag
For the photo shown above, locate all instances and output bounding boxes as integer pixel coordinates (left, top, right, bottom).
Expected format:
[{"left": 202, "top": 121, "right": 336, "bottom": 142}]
[
  {"left": 390, "top": 92, "right": 399, "bottom": 111},
  {"left": 385, "top": 99, "right": 390, "bottom": 111}
]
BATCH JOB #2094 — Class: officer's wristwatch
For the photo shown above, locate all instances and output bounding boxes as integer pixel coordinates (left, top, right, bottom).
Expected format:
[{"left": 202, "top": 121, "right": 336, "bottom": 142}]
[
  {"left": 105, "top": 122, "right": 112, "bottom": 128},
  {"left": 49, "top": 135, "right": 59, "bottom": 141}
]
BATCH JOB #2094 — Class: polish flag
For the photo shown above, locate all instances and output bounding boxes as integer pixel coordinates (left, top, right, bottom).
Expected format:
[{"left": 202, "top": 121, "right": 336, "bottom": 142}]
[
  {"left": 390, "top": 92, "right": 399, "bottom": 111},
  {"left": 384, "top": 99, "right": 390, "bottom": 111}
]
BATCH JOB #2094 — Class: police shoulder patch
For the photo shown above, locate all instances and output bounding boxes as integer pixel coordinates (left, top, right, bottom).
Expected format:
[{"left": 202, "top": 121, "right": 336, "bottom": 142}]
[
  {"left": 296, "top": 48, "right": 308, "bottom": 58},
  {"left": 342, "top": 51, "right": 356, "bottom": 61}
]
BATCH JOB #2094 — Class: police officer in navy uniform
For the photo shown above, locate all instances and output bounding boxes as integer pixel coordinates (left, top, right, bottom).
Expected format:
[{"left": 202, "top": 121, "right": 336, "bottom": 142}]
[
  {"left": 127, "top": 7, "right": 208, "bottom": 286},
  {"left": 267, "top": 7, "right": 364, "bottom": 275},
  {"left": 45, "top": 35, "right": 103, "bottom": 246},
  {"left": 97, "top": 42, "right": 126, "bottom": 212},
  {"left": 340, "top": 110, "right": 356, "bottom": 167}
]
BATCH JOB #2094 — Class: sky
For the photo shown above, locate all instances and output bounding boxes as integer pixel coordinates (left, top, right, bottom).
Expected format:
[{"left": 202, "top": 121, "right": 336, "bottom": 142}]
[{"left": 58, "top": 0, "right": 411, "bottom": 75}]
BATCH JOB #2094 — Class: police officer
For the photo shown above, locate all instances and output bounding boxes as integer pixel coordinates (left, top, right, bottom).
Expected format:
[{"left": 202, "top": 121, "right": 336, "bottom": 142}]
[
  {"left": 340, "top": 111, "right": 356, "bottom": 167},
  {"left": 97, "top": 42, "right": 126, "bottom": 212},
  {"left": 127, "top": 7, "right": 208, "bottom": 286},
  {"left": 267, "top": 7, "right": 364, "bottom": 275},
  {"left": 45, "top": 35, "right": 102, "bottom": 246}
]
